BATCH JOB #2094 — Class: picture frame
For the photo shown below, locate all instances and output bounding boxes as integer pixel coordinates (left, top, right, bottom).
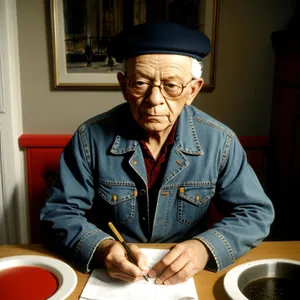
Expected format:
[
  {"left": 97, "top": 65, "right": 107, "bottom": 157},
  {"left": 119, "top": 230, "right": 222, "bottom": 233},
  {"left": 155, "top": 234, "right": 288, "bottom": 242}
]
[{"left": 50, "top": 0, "right": 219, "bottom": 91}]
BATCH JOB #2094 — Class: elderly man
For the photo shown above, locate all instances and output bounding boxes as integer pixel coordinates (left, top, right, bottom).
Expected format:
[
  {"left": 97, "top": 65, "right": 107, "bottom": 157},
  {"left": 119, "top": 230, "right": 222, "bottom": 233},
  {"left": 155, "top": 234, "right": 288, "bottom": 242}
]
[{"left": 40, "top": 21, "right": 274, "bottom": 285}]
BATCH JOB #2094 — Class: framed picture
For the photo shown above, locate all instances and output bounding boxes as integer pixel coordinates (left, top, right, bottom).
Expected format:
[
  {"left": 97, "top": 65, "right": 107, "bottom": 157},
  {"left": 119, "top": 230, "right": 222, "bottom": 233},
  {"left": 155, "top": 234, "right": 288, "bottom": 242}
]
[{"left": 50, "top": 0, "right": 219, "bottom": 91}]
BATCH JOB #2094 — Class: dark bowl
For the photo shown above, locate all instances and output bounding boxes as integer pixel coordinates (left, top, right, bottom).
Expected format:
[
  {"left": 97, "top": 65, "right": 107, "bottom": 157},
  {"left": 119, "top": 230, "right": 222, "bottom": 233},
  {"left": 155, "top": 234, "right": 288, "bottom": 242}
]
[{"left": 224, "top": 259, "right": 300, "bottom": 300}]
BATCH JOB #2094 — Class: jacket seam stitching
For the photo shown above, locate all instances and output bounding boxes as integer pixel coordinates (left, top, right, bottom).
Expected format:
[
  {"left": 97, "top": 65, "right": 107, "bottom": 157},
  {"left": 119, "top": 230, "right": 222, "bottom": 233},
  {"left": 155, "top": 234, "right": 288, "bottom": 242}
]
[
  {"left": 208, "top": 229, "right": 235, "bottom": 263},
  {"left": 85, "top": 237, "right": 115, "bottom": 272},
  {"left": 219, "top": 135, "right": 232, "bottom": 173},
  {"left": 192, "top": 116, "right": 234, "bottom": 136},
  {"left": 78, "top": 116, "right": 103, "bottom": 133},
  {"left": 74, "top": 229, "right": 100, "bottom": 257},
  {"left": 162, "top": 181, "right": 217, "bottom": 189},
  {"left": 79, "top": 130, "right": 92, "bottom": 168},
  {"left": 193, "top": 237, "right": 220, "bottom": 271}
]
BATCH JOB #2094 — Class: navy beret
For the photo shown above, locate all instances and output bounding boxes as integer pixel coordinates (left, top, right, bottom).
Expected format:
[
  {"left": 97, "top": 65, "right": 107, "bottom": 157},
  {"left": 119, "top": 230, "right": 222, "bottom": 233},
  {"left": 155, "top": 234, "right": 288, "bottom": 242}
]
[{"left": 107, "top": 21, "right": 211, "bottom": 62}]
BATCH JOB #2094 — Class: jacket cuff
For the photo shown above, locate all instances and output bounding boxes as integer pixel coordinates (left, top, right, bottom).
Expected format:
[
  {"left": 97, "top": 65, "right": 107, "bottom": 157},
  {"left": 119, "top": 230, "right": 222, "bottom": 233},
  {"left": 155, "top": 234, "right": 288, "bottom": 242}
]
[
  {"left": 73, "top": 229, "right": 114, "bottom": 273},
  {"left": 193, "top": 229, "right": 236, "bottom": 272}
]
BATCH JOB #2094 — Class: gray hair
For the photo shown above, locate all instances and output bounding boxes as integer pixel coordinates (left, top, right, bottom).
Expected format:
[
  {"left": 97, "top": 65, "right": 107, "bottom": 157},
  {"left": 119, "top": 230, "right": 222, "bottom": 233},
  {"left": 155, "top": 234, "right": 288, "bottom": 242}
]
[
  {"left": 119, "top": 57, "right": 203, "bottom": 78},
  {"left": 191, "top": 58, "right": 203, "bottom": 79}
]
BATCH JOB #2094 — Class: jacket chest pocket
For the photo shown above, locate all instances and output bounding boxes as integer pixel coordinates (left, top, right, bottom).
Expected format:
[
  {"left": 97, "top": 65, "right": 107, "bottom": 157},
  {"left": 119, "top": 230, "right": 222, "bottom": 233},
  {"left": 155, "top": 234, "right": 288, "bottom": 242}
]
[
  {"left": 177, "top": 185, "right": 215, "bottom": 226},
  {"left": 98, "top": 182, "right": 137, "bottom": 224}
]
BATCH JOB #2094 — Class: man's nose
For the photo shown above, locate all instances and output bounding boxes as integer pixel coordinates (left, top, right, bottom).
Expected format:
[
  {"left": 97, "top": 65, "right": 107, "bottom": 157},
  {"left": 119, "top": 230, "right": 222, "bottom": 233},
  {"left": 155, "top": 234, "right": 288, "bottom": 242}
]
[{"left": 146, "top": 85, "right": 164, "bottom": 106}]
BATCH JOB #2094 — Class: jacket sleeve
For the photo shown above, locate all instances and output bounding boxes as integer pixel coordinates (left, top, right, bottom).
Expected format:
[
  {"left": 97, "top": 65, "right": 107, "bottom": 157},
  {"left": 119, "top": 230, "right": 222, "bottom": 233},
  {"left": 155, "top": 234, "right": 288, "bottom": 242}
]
[
  {"left": 194, "top": 134, "right": 275, "bottom": 271},
  {"left": 40, "top": 130, "right": 114, "bottom": 273}
]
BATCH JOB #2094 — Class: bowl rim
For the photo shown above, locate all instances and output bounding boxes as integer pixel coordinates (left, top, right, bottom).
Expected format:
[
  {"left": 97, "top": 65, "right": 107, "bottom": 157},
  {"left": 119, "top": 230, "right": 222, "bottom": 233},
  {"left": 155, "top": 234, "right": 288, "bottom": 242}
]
[{"left": 223, "top": 258, "right": 300, "bottom": 300}]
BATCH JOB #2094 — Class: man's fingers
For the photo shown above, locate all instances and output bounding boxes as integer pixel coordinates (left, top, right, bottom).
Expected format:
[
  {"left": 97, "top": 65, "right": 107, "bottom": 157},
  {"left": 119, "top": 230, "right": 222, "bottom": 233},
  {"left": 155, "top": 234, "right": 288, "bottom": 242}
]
[
  {"left": 154, "top": 253, "right": 186, "bottom": 284},
  {"left": 128, "top": 244, "right": 148, "bottom": 271},
  {"left": 108, "top": 253, "right": 147, "bottom": 277},
  {"left": 148, "top": 244, "right": 182, "bottom": 278},
  {"left": 106, "top": 263, "right": 146, "bottom": 282},
  {"left": 148, "top": 241, "right": 208, "bottom": 285},
  {"left": 105, "top": 242, "right": 147, "bottom": 279},
  {"left": 158, "top": 261, "right": 196, "bottom": 285}
]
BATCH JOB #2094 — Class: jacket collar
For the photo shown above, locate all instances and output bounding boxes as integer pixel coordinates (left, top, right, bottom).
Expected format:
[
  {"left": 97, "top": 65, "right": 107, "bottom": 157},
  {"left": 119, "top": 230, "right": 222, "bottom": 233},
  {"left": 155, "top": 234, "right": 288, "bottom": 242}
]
[{"left": 110, "top": 105, "right": 204, "bottom": 156}]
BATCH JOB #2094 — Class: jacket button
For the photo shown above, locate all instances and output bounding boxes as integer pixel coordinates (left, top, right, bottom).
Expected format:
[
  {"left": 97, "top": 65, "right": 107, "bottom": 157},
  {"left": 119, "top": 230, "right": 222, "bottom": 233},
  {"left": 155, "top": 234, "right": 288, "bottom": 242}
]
[
  {"left": 133, "top": 190, "right": 138, "bottom": 197},
  {"left": 139, "top": 189, "right": 146, "bottom": 196},
  {"left": 176, "top": 159, "right": 183, "bottom": 166},
  {"left": 179, "top": 187, "right": 185, "bottom": 193},
  {"left": 196, "top": 195, "right": 200, "bottom": 201},
  {"left": 112, "top": 194, "right": 118, "bottom": 201}
]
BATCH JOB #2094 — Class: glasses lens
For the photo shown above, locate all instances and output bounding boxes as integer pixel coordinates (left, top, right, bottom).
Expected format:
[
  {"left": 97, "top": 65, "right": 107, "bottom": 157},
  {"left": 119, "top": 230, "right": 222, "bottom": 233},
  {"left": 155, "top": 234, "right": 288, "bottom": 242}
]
[
  {"left": 129, "top": 79, "right": 150, "bottom": 96},
  {"left": 127, "top": 78, "right": 185, "bottom": 98},
  {"left": 162, "top": 81, "right": 183, "bottom": 97}
]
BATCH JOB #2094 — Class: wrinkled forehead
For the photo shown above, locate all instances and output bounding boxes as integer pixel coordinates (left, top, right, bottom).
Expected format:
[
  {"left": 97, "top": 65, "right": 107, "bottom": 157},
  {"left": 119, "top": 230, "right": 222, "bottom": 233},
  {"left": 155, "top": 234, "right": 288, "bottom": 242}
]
[{"left": 125, "top": 54, "right": 192, "bottom": 76}]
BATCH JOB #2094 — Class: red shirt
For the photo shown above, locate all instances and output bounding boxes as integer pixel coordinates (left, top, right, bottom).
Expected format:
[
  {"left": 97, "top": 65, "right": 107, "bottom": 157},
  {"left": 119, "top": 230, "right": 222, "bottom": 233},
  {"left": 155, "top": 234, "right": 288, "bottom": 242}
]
[{"left": 139, "top": 120, "right": 178, "bottom": 234}]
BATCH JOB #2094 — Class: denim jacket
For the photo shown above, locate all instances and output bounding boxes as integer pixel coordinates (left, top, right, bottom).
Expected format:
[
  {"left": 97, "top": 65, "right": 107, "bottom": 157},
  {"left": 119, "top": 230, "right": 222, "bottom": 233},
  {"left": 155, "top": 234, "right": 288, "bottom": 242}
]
[{"left": 40, "top": 103, "right": 274, "bottom": 273}]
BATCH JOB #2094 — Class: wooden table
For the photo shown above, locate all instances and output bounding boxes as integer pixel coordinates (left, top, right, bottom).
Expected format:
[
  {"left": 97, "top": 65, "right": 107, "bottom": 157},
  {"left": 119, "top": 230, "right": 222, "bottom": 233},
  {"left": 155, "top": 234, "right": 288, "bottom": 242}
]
[{"left": 0, "top": 241, "right": 299, "bottom": 299}]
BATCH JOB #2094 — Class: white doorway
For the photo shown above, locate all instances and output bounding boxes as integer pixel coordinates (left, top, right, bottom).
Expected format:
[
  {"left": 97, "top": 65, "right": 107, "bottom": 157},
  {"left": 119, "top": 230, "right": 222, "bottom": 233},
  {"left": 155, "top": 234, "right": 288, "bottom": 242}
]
[{"left": 0, "top": 0, "right": 28, "bottom": 244}]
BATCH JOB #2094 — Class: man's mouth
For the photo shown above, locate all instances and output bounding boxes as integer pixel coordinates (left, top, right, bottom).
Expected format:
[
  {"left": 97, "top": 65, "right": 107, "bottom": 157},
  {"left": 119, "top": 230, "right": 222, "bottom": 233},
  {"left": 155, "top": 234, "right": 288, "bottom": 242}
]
[{"left": 141, "top": 112, "right": 166, "bottom": 117}]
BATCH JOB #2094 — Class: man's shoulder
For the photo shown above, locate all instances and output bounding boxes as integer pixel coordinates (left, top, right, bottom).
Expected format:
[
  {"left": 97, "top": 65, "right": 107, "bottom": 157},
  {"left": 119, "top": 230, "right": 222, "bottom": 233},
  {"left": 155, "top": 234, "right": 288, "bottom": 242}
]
[
  {"left": 186, "top": 105, "right": 235, "bottom": 138},
  {"left": 77, "top": 103, "right": 129, "bottom": 134}
]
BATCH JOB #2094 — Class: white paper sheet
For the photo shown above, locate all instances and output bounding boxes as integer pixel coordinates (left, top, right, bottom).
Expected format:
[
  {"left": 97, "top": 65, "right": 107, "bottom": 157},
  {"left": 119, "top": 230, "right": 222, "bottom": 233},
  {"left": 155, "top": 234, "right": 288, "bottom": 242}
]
[{"left": 80, "top": 248, "right": 198, "bottom": 300}]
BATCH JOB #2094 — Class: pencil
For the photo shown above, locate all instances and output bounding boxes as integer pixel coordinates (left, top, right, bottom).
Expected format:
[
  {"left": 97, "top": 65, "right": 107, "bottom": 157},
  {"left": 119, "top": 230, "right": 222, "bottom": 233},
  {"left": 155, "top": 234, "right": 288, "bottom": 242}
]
[{"left": 108, "top": 222, "right": 148, "bottom": 282}]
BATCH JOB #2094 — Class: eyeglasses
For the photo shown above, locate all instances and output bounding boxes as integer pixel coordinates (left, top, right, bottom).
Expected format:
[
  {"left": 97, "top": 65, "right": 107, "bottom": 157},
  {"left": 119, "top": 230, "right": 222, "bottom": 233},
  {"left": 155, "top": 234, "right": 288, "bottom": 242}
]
[{"left": 125, "top": 77, "right": 195, "bottom": 98}]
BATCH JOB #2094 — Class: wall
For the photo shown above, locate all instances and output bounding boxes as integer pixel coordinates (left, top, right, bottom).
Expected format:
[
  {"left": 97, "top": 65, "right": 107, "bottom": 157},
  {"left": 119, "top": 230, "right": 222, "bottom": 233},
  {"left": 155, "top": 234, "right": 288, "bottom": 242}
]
[{"left": 17, "top": 0, "right": 296, "bottom": 135}]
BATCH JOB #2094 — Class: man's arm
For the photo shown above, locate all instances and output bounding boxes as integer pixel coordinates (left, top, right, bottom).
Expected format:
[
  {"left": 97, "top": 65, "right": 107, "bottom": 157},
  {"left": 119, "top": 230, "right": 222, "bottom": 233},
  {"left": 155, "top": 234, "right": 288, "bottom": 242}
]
[
  {"left": 194, "top": 134, "right": 274, "bottom": 271},
  {"left": 40, "top": 131, "right": 113, "bottom": 272},
  {"left": 147, "top": 134, "right": 274, "bottom": 284}
]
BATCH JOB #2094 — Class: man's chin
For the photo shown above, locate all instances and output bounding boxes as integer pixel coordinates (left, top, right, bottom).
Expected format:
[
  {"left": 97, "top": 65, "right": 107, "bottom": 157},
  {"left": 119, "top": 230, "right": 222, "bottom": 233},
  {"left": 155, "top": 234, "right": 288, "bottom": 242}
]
[{"left": 139, "top": 123, "right": 170, "bottom": 133}]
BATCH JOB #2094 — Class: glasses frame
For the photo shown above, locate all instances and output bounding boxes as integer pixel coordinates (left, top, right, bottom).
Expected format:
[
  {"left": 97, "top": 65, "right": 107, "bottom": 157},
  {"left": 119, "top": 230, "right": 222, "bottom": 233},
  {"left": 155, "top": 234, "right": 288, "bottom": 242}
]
[{"left": 125, "top": 77, "right": 195, "bottom": 98}]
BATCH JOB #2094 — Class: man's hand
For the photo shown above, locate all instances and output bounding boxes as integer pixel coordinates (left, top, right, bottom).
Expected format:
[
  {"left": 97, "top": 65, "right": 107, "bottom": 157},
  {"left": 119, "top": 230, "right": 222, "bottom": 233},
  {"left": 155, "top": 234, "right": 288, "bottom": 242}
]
[
  {"left": 148, "top": 240, "right": 209, "bottom": 285},
  {"left": 93, "top": 240, "right": 149, "bottom": 282}
]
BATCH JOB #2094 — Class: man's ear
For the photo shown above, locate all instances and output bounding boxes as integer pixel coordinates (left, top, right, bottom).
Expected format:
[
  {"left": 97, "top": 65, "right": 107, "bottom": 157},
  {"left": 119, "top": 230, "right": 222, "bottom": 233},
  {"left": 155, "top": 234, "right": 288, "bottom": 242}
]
[
  {"left": 117, "top": 72, "right": 128, "bottom": 101},
  {"left": 186, "top": 78, "right": 204, "bottom": 106}
]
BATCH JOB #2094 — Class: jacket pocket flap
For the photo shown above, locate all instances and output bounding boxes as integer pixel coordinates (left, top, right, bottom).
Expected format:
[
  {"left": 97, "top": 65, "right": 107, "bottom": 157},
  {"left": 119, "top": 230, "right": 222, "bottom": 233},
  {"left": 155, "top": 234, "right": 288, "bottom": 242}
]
[
  {"left": 98, "top": 183, "right": 137, "bottom": 205},
  {"left": 177, "top": 186, "right": 215, "bottom": 205}
]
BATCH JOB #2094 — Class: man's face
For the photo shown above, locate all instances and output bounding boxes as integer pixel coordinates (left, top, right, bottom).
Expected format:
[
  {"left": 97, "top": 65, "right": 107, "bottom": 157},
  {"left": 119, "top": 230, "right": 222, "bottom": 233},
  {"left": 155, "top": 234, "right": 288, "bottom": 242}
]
[{"left": 118, "top": 54, "right": 203, "bottom": 134}]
